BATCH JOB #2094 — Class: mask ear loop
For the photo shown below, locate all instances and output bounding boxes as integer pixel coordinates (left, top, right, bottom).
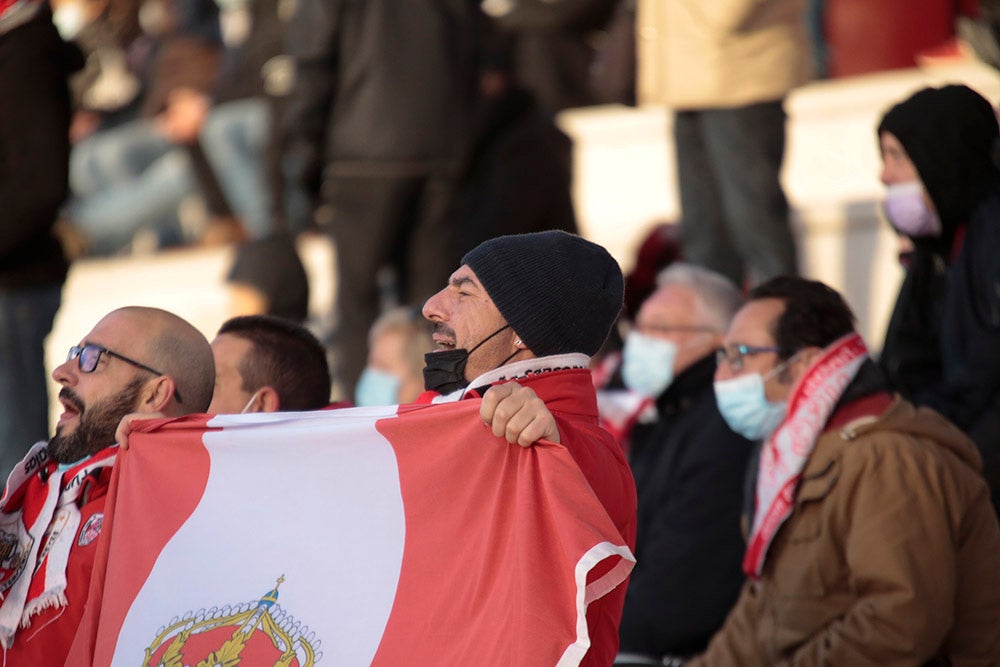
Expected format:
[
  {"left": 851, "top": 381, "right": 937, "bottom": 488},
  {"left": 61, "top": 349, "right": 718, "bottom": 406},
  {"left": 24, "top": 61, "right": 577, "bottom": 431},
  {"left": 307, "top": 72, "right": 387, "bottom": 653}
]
[
  {"left": 499, "top": 348, "right": 523, "bottom": 366},
  {"left": 240, "top": 390, "right": 261, "bottom": 414},
  {"left": 763, "top": 349, "right": 804, "bottom": 386}
]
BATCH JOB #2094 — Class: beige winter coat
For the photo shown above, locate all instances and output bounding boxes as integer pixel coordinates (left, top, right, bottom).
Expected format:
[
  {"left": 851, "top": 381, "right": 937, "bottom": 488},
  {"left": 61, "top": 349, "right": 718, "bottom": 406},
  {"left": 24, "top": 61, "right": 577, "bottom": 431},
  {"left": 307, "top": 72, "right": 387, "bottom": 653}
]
[
  {"left": 636, "top": 0, "right": 813, "bottom": 109},
  {"left": 689, "top": 397, "right": 1000, "bottom": 666}
]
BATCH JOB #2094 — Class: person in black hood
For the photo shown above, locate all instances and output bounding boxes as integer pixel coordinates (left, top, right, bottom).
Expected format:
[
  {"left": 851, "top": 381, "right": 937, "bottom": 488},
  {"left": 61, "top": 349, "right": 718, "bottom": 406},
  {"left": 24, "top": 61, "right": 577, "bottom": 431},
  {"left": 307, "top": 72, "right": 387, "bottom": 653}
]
[{"left": 877, "top": 84, "right": 1000, "bottom": 514}]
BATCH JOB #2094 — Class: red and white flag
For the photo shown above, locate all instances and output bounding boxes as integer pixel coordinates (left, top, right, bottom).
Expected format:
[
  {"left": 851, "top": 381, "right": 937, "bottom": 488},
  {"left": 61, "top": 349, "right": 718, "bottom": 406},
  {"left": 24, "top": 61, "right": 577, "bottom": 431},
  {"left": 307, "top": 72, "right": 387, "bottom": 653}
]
[{"left": 68, "top": 400, "right": 634, "bottom": 666}]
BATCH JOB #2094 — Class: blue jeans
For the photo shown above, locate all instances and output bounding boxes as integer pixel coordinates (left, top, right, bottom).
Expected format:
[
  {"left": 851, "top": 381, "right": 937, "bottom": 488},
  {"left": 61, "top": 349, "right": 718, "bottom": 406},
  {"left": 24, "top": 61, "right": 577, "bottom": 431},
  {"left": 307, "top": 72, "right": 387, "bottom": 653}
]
[
  {"left": 69, "top": 120, "right": 193, "bottom": 255},
  {"left": 200, "top": 98, "right": 273, "bottom": 239},
  {"left": 0, "top": 284, "right": 61, "bottom": 481},
  {"left": 673, "top": 101, "right": 798, "bottom": 287}
]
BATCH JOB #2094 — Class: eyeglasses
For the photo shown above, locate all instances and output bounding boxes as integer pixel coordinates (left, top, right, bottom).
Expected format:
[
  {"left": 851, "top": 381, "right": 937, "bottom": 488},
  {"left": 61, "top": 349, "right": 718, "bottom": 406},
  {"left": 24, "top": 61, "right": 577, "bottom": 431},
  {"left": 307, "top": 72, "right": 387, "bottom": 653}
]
[
  {"left": 715, "top": 344, "right": 781, "bottom": 372},
  {"left": 67, "top": 344, "right": 182, "bottom": 404},
  {"left": 633, "top": 323, "right": 716, "bottom": 337}
]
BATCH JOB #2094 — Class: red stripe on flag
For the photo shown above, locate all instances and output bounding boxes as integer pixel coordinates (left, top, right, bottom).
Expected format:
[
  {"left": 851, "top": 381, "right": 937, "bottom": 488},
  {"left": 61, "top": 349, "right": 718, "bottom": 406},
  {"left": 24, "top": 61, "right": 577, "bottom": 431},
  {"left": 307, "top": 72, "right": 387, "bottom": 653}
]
[
  {"left": 68, "top": 416, "right": 214, "bottom": 666},
  {"left": 372, "top": 402, "right": 630, "bottom": 665}
]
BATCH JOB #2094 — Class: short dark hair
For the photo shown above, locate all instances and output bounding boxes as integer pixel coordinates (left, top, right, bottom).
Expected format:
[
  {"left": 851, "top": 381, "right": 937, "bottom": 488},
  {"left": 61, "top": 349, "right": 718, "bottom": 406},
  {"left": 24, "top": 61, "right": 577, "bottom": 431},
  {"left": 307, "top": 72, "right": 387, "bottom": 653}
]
[
  {"left": 217, "top": 315, "right": 331, "bottom": 410},
  {"left": 748, "top": 276, "right": 856, "bottom": 359}
]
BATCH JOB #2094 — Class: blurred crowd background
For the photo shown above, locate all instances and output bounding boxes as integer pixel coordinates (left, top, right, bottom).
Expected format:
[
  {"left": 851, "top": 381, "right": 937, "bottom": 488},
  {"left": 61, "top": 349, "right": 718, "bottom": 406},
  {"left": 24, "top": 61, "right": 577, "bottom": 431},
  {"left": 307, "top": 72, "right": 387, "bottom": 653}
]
[{"left": 3, "top": 0, "right": 1000, "bottom": 438}]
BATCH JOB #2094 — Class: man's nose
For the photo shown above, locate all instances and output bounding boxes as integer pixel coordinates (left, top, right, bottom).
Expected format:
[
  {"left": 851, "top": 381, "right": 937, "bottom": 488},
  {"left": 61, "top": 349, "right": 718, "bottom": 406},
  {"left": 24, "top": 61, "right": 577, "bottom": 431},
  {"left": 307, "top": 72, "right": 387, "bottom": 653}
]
[
  {"left": 51, "top": 356, "right": 76, "bottom": 385},
  {"left": 422, "top": 289, "right": 446, "bottom": 321}
]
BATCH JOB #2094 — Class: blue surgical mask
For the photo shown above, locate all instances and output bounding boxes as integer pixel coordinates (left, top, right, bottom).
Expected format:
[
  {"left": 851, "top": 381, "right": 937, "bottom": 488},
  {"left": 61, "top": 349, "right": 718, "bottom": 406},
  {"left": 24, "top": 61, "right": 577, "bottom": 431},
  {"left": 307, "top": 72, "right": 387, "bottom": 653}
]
[
  {"left": 355, "top": 368, "right": 401, "bottom": 407},
  {"left": 883, "top": 181, "right": 941, "bottom": 238},
  {"left": 713, "top": 371, "right": 787, "bottom": 441},
  {"left": 621, "top": 331, "right": 678, "bottom": 397}
]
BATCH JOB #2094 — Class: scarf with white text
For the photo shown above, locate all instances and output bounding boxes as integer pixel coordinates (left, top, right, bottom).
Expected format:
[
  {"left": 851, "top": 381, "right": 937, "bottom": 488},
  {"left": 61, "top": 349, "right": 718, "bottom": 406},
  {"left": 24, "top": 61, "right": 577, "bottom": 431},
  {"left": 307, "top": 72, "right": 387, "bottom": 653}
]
[
  {"left": 0, "top": 443, "right": 117, "bottom": 648},
  {"left": 743, "top": 333, "right": 868, "bottom": 578}
]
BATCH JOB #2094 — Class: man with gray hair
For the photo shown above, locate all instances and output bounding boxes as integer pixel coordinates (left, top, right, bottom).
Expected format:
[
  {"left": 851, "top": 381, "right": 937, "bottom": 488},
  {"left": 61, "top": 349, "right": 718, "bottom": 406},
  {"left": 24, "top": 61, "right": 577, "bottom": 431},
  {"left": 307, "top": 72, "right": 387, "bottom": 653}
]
[{"left": 614, "top": 263, "right": 753, "bottom": 665}]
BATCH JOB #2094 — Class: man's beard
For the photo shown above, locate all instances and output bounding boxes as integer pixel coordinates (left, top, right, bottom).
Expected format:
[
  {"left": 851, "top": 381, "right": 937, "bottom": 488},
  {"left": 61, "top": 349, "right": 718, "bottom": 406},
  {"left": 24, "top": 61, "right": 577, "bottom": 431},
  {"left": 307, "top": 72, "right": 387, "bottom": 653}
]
[{"left": 48, "top": 378, "right": 146, "bottom": 464}]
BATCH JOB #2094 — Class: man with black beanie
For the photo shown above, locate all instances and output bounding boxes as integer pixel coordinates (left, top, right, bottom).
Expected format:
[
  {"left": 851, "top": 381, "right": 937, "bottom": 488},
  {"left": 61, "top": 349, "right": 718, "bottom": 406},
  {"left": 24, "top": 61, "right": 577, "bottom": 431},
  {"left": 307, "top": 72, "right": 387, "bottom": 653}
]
[
  {"left": 421, "top": 229, "right": 638, "bottom": 666},
  {"left": 877, "top": 84, "right": 1000, "bottom": 514}
]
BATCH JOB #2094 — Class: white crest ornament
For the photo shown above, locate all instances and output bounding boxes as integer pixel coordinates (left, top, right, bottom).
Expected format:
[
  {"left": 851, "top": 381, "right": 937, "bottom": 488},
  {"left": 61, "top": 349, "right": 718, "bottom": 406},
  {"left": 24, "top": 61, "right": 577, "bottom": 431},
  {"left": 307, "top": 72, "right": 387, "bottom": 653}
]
[
  {"left": 0, "top": 530, "right": 30, "bottom": 593},
  {"left": 78, "top": 513, "right": 104, "bottom": 547}
]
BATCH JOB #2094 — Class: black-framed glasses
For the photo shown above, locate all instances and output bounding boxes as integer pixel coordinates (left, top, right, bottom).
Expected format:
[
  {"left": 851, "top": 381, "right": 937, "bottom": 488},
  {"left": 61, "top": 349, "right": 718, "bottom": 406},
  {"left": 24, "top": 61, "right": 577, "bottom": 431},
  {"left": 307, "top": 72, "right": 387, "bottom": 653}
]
[
  {"left": 67, "top": 344, "right": 182, "bottom": 404},
  {"left": 716, "top": 344, "right": 781, "bottom": 373}
]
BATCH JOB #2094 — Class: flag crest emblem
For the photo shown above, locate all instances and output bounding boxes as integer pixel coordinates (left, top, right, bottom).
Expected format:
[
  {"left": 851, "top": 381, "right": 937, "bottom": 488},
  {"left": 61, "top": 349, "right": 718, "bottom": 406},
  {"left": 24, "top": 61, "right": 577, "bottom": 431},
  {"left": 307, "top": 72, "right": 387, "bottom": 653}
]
[{"left": 143, "top": 576, "right": 321, "bottom": 666}]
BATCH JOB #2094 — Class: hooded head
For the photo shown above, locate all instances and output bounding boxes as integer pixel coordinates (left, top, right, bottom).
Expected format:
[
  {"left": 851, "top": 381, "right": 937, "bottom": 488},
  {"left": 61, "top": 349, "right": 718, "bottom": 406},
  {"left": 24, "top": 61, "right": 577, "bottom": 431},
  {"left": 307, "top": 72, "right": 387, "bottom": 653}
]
[{"left": 878, "top": 84, "right": 1000, "bottom": 253}]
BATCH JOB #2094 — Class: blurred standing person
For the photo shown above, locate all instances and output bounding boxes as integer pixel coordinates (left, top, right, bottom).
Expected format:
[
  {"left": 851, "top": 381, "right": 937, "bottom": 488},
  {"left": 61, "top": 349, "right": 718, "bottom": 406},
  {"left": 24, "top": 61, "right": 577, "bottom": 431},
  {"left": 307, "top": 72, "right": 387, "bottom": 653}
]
[
  {"left": 636, "top": 0, "right": 811, "bottom": 287},
  {"left": 0, "top": 0, "right": 79, "bottom": 479},
  {"left": 450, "top": 29, "right": 578, "bottom": 257},
  {"left": 877, "top": 84, "right": 1000, "bottom": 513},
  {"left": 285, "top": 0, "right": 479, "bottom": 399},
  {"left": 482, "top": 0, "right": 616, "bottom": 112}
]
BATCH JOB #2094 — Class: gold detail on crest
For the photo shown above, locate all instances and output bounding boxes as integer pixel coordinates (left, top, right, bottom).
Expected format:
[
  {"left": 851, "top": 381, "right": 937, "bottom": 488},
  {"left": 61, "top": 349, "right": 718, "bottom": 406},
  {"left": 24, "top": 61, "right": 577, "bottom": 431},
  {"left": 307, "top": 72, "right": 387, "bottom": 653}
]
[{"left": 143, "top": 576, "right": 321, "bottom": 666}]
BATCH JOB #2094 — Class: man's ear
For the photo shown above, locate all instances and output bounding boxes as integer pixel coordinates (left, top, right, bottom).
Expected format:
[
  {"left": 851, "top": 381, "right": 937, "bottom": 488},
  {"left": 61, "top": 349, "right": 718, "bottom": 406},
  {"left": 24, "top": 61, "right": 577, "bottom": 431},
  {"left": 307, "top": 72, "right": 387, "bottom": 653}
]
[
  {"left": 255, "top": 386, "right": 281, "bottom": 413},
  {"left": 511, "top": 329, "right": 528, "bottom": 350},
  {"left": 781, "top": 346, "right": 822, "bottom": 386},
  {"left": 139, "top": 376, "right": 180, "bottom": 415}
]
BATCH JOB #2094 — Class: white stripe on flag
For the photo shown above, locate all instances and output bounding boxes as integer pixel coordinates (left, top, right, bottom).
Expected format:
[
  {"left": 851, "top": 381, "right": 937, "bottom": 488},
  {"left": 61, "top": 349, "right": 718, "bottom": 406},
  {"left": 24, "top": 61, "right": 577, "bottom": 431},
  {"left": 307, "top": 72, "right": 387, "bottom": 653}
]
[{"left": 111, "top": 411, "right": 405, "bottom": 666}]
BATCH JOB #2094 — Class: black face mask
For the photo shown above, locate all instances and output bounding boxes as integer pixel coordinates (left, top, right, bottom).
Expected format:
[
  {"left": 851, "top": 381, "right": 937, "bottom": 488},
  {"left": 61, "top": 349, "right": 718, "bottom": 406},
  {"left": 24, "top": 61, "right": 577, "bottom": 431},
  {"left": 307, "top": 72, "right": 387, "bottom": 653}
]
[{"left": 423, "top": 325, "right": 511, "bottom": 394}]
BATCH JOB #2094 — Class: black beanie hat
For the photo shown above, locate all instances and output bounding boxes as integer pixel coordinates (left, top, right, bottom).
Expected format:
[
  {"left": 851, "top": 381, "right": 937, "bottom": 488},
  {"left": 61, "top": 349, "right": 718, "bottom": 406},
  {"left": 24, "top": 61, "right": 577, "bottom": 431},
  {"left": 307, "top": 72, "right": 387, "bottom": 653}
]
[
  {"left": 878, "top": 84, "right": 1000, "bottom": 253},
  {"left": 462, "top": 230, "right": 624, "bottom": 357}
]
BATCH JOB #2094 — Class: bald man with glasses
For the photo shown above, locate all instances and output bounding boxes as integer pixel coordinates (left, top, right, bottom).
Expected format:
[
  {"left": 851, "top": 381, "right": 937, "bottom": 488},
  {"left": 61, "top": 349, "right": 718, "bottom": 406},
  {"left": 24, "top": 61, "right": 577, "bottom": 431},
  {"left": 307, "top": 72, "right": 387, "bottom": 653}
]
[{"left": 0, "top": 306, "right": 214, "bottom": 664}]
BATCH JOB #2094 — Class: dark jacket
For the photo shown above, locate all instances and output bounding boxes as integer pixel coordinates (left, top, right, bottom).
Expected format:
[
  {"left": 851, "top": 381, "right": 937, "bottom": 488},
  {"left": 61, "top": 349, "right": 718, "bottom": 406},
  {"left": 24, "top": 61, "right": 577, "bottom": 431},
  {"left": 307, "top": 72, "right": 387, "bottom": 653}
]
[
  {"left": 285, "top": 0, "right": 479, "bottom": 193},
  {"left": 618, "top": 354, "right": 751, "bottom": 659},
  {"left": 878, "top": 245, "right": 948, "bottom": 399},
  {"left": 212, "top": 0, "right": 285, "bottom": 105},
  {"left": 137, "top": 0, "right": 223, "bottom": 118},
  {"left": 926, "top": 187, "right": 1000, "bottom": 511},
  {"left": 877, "top": 85, "right": 1000, "bottom": 512},
  {"left": 0, "top": 7, "right": 76, "bottom": 289},
  {"left": 453, "top": 86, "right": 577, "bottom": 257},
  {"left": 493, "top": 0, "right": 617, "bottom": 111}
]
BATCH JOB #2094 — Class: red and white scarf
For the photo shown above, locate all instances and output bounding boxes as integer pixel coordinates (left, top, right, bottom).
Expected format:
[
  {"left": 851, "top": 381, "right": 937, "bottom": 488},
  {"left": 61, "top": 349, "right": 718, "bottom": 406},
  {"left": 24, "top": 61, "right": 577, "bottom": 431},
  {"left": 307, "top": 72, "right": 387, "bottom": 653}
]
[
  {"left": 743, "top": 333, "right": 868, "bottom": 578},
  {"left": 0, "top": 443, "right": 117, "bottom": 648}
]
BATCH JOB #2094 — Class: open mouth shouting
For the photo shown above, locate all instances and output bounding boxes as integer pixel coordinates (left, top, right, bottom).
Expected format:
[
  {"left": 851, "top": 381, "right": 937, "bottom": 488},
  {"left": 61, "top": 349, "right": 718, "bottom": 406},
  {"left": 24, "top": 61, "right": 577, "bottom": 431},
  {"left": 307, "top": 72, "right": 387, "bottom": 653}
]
[
  {"left": 57, "top": 387, "right": 85, "bottom": 427},
  {"left": 431, "top": 323, "right": 457, "bottom": 351}
]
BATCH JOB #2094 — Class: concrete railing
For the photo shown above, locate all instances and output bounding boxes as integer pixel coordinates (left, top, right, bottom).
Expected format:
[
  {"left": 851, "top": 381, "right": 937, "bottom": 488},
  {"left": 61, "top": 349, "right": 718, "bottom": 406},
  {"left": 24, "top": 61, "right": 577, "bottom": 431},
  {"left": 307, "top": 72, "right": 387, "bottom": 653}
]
[{"left": 559, "top": 59, "right": 1000, "bottom": 345}]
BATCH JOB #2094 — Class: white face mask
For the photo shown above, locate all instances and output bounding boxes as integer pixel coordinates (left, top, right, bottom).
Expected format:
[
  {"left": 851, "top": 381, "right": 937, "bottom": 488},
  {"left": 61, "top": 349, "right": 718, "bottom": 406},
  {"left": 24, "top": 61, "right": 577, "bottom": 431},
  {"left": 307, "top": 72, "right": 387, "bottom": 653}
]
[
  {"left": 53, "top": 2, "right": 87, "bottom": 40},
  {"left": 713, "top": 373, "right": 787, "bottom": 441},
  {"left": 883, "top": 181, "right": 941, "bottom": 238},
  {"left": 621, "top": 331, "right": 678, "bottom": 398},
  {"left": 713, "top": 356, "right": 797, "bottom": 441}
]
